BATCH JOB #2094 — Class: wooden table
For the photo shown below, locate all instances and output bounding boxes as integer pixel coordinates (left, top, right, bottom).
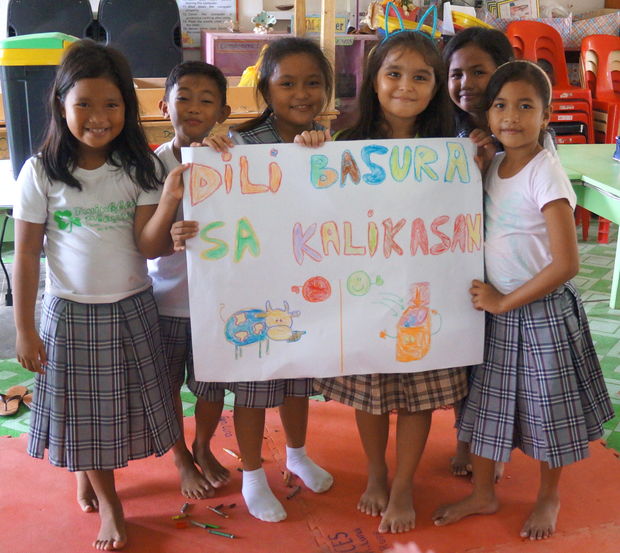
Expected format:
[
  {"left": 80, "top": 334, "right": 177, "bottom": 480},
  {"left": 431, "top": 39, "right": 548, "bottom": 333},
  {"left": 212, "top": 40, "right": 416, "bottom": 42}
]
[{"left": 558, "top": 144, "right": 620, "bottom": 308}]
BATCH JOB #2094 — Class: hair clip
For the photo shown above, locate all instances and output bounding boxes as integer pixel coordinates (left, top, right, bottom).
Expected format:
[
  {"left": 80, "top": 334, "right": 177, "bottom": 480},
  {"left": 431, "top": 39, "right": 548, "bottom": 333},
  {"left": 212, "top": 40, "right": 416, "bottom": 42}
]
[{"left": 381, "top": 2, "right": 439, "bottom": 44}]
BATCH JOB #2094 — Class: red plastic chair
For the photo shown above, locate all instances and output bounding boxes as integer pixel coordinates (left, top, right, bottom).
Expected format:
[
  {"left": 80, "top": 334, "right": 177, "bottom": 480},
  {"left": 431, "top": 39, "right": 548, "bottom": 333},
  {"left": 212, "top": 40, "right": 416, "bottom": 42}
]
[{"left": 581, "top": 35, "right": 620, "bottom": 144}]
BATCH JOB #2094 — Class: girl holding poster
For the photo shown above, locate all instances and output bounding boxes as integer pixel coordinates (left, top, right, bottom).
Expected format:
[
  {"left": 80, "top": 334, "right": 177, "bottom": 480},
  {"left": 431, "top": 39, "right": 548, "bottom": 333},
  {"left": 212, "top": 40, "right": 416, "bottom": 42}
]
[
  {"left": 432, "top": 61, "right": 613, "bottom": 540},
  {"left": 200, "top": 36, "right": 335, "bottom": 523},
  {"left": 312, "top": 31, "right": 468, "bottom": 535}
]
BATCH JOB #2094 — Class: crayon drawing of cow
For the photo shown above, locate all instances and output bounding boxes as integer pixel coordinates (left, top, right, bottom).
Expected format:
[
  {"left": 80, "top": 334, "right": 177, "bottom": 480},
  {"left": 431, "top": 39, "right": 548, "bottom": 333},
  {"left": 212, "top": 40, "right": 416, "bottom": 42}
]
[{"left": 224, "top": 301, "right": 305, "bottom": 359}]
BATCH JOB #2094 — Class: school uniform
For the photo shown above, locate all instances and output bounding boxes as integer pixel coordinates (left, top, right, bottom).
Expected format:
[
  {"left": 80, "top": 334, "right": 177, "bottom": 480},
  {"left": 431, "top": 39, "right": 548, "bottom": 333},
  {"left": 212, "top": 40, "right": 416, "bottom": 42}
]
[
  {"left": 148, "top": 140, "right": 226, "bottom": 401},
  {"left": 225, "top": 114, "right": 320, "bottom": 408},
  {"left": 458, "top": 150, "right": 614, "bottom": 468},
  {"left": 15, "top": 156, "right": 180, "bottom": 471}
]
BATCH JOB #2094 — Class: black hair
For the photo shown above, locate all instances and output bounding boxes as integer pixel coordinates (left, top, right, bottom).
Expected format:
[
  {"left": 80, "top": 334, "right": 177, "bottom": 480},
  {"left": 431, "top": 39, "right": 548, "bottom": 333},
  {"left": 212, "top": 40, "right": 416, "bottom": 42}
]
[
  {"left": 339, "top": 31, "right": 453, "bottom": 140},
  {"left": 484, "top": 60, "right": 552, "bottom": 111},
  {"left": 442, "top": 27, "right": 514, "bottom": 69},
  {"left": 233, "top": 37, "right": 334, "bottom": 133},
  {"left": 442, "top": 27, "right": 514, "bottom": 133},
  {"left": 40, "top": 39, "right": 165, "bottom": 191},
  {"left": 164, "top": 61, "right": 228, "bottom": 106}
]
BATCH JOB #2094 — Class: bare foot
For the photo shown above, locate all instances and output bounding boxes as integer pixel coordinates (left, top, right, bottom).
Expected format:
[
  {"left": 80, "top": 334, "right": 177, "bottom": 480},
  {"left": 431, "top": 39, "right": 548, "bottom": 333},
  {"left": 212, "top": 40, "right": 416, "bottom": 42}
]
[
  {"left": 520, "top": 495, "right": 560, "bottom": 540},
  {"left": 378, "top": 485, "right": 415, "bottom": 534},
  {"left": 175, "top": 449, "right": 214, "bottom": 499},
  {"left": 433, "top": 492, "right": 499, "bottom": 526},
  {"left": 357, "top": 469, "right": 389, "bottom": 517},
  {"left": 93, "top": 499, "right": 126, "bottom": 550},
  {"left": 76, "top": 472, "right": 98, "bottom": 513},
  {"left": 193, "top": 444, "right": 230, "bottom": 489},
  {"left": 450, "top": 441, "right": 472, "bottom": 476},
  {"left": 494, "top": 461, "right": 505, "bottom": 483}
]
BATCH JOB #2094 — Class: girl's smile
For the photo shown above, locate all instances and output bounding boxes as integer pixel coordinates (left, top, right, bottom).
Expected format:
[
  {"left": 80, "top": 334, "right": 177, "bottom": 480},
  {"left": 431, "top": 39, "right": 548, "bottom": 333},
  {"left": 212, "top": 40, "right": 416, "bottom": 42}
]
[
  {"left": 266, "top": 52, "right": 327, "bottom": 142},
  {"left": 61, "top": 77, "right": 125, "bottom": 168},
  {"left": 487, "top": 80, "right": 550, "bottom": 154},
  {"left": 373, "top": 47, "right": 436, "bottom": 138},
  {"left": 448, "top": 44, "right": 497, "bottom": 117}
]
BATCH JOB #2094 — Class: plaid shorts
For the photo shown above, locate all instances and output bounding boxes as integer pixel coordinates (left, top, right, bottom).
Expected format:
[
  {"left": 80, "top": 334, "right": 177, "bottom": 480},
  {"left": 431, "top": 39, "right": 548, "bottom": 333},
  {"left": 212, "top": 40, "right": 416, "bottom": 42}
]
[
  {"left": 314, "top": 367, "right": 468, "bottom": 415},
  {"left": 458, "top": 282, "right": 614, "bottom": 468},
  {"left": 159, "top": 316, "right": 226, "bottom": 401},
  {"left": 28, "top": 290, "right": 180, "bottom": 471},
  {"left": 228, "top": 378, "right": 315, "bottom": 409}
]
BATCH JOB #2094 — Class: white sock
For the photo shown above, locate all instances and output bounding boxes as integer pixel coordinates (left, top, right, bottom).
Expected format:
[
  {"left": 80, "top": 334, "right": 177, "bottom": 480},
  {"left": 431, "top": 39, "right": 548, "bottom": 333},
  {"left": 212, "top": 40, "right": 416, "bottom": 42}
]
[
  {"left": 242, "top": 468, "right": 287, "bottom": 522},
  {"left": 286, "top": 445, "right": 333, "bottom": 493}
]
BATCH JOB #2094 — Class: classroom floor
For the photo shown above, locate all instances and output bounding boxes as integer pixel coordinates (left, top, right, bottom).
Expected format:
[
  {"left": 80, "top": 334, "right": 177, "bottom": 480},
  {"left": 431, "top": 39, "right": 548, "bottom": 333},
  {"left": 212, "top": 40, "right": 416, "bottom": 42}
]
[{"left": 0, "top": 220, "right": 619, "bottom": 553}]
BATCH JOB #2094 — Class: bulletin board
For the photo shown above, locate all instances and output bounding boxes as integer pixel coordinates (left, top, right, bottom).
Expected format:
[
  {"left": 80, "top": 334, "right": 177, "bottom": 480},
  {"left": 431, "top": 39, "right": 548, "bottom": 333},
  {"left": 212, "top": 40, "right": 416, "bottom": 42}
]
[{"left": 177, "top": 0, "right": 237, "bottom": 48}]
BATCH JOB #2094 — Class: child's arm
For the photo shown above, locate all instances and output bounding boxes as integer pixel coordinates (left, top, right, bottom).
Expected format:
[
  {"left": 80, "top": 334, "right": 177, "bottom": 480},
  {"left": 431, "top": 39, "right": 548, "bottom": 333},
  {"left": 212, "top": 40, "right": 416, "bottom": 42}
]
[
  {"left": 469, "top": 128, "right": 497, "bottom": 177},
  {"left": 294, "top": 129, "right": 332, "bottom": 148},
  {"left": 135, "top": 163, "right": 190, "bottom": 259},
  {"left": 13, "top": 220, "right": 47, "bottom": 373},
  {"left": 170, "top": 220, "right": 199, "bottom": 251},
  {"left": 471, "top": 199, "right": 579, "bottom": 314}
]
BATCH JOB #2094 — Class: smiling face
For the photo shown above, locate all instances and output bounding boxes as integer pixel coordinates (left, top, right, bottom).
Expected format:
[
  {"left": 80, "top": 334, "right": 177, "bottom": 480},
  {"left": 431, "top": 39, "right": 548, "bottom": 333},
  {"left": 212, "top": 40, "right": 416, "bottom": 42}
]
[
  {"left": 373, "top": 47, "right": 436, "bottom": 138},
  {"left": 161, "top": 74, "right": 230, "bottom": 149},
  {"left": 265, "top": 52, "right": 327, "bottom": 142},
  {"left": 61, "top": 77, "right": 125, "bottom": 168},
  {"left": 448, "top": 44, "right": 498, "bottom": 118},
  {"left": 487, "top": 79, "right": 550, "bottom": 153}
]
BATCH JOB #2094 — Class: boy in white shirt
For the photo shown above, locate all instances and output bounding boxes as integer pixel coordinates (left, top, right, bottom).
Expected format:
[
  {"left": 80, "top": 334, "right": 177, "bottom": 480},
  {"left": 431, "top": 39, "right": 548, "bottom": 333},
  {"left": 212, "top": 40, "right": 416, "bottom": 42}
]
[{"left": 149, "top": 61, "right": 231, "bottom": 498}]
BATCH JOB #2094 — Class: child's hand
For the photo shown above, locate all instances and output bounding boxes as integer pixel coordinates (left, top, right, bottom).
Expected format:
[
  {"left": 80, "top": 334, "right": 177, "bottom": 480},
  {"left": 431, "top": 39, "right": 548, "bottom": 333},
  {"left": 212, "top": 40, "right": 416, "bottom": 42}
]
[
  {"left": 16, "top": 330, "right": 47, "bottom": 374},
  {"left": 294, "top": 129, "right": 332, "bottom": 148},
  {"left": 470, "top": 279, "right": 506, "bottom": 314},
  {"left": 171, "top": 220, "right": 199, "bottom": 251},
  {"left": 196, "top": 135, "right": 234, "bottom": 153},
  {"left": 469, "top": 128, "right": 497, "bottom": 175},
  {"left": 162, "top": 162, "right": 190, "bottom": 202}
]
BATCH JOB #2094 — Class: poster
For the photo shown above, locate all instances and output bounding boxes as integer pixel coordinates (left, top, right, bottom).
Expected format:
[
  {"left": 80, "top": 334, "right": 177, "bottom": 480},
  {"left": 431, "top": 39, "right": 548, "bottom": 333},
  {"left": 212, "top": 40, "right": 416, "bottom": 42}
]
[
  {"left": 182, "top": 138, "right": 485, "bottom": 382},
  {"left": 177, "top": 0, "right": 236, "bottom": 47}
]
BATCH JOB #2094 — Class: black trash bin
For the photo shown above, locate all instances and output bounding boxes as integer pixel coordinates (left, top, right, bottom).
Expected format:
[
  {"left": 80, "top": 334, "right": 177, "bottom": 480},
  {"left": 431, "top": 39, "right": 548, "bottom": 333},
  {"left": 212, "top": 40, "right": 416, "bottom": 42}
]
[{"left": 0, "top": 32, "right": 77, "bottom": 177}]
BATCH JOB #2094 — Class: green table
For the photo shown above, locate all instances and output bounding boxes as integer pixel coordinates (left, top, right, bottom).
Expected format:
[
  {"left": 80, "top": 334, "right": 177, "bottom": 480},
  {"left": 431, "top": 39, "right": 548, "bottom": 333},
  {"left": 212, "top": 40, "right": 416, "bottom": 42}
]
[{"left": 558, "top": 144, "right": 620, "bottom": 308}]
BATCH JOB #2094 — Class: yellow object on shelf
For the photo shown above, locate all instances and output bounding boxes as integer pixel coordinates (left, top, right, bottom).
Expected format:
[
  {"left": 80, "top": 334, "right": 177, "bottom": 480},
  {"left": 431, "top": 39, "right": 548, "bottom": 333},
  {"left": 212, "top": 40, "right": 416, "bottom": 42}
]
[
  {"left": 452, "top": 11, "right": 495, "bottom": 30},
  {"left": 384, "top": 15, "right": 441, "bottom": 37}
]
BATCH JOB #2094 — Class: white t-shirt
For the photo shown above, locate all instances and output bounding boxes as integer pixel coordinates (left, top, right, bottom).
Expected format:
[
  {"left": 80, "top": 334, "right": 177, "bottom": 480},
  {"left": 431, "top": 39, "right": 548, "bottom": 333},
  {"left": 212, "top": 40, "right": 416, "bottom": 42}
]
[
  {"left": 14, "top": 156, "right": 160, "bottom": 303},
  {"left": 484, "top": 149, "right": 577, "bottom": 295},
  {"left": 147, "top": 141, "right": 190, "bottom": 318}
]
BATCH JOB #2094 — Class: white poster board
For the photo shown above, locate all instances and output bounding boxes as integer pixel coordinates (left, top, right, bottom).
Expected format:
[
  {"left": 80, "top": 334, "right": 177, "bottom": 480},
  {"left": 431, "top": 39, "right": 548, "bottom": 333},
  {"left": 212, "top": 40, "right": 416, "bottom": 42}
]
[
  {"left": 177, "top": 0, "right": 236, "bottom": 47},
  {"left": 182, "top": 138, "right": 485, "bottom": 382}
]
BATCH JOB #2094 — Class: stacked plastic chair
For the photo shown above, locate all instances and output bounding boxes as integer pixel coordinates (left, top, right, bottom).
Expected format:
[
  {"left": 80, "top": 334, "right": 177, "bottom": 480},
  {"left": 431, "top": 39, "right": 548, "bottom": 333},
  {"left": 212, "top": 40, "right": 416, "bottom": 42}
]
[
  {"left": 506, "top": 20, "right": 594, "bottom": 145},
  {"left": 581, "top": 35, "right": 620, "bottom": 145}
]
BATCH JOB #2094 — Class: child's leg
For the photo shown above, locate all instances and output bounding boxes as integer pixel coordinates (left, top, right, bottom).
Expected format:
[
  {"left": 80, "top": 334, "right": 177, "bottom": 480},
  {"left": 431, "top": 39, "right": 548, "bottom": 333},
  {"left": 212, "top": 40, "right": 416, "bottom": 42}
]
[
  {"left": 379, "top": 409, "right": 432, "bottom": 534},
  {"left": 355, "top": 409, "right": 390, "bottom": 516},
  {"left": 171, "top": 392, "right": 214, "bottom": 499},
  {"left": 279, "top": 395, "right": 333, "bottom": 493},
  {"left": 451, "top": 401, "right": 471, "bottom": 476},
  {"left": 76, "top": 471, "right": 98, "bottom": 512},
  {"left": 520, "top": 462, "right": 561, "bottom": 540},
  {"left": 235, "top": 406, "right": 286, "bottom": 522},
  {"left": 432, "top": 453, "right": 499, "bottom": 526},
  {"left": 85, "top": 469, "right": 126, "bottom": 550},
  {"left": 192, "top": 398, "right": 230, "bottom": 488}
]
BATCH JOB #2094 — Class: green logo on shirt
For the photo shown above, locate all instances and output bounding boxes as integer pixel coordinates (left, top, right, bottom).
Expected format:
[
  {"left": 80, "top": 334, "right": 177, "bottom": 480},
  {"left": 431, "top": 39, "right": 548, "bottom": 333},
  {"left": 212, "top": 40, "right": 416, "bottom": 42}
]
[{"left": 54, "top": 210, "right": 82, "bottom": 232}]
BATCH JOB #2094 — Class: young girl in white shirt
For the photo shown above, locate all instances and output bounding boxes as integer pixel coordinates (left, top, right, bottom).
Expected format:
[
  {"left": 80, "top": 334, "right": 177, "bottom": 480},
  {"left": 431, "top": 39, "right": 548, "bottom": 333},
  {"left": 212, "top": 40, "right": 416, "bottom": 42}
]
[
  {"left": 13, "top": 40, "right": 186, "bottom": 550},
  {"left": 433, "top": 60, "right": 613, "bottom": 540}
]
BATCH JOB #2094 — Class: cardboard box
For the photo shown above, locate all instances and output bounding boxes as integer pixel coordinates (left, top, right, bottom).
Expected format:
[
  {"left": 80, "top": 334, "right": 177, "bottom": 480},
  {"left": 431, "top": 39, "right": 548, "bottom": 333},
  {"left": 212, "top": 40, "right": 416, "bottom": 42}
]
[{"left": 134, "top": 78, "right": 166, "bottom": 119}]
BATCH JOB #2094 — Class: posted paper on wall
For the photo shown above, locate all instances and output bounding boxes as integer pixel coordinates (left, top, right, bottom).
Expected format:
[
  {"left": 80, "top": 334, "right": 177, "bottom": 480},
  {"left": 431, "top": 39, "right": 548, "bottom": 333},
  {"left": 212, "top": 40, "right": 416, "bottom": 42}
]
[{"left": 182, "top": 138, "right": 484, "bottom": 382}]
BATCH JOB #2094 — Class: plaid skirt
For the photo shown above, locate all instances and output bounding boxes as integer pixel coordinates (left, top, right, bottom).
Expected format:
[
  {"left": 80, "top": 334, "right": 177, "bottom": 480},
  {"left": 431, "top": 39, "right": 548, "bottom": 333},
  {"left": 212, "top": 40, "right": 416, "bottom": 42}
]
[
  {"left": 458, "top": 282, "right": 614, "bottom": 468},
  {"left": 314, "top": 367, "right": 468, "bottom": 415},
  {"left": 160, "top": 316, "right": 226, "bottom": 401},
  {"left": 28, "top": 290, "right": 180, "bottom": 471},
  {"left": 228, "top": 378, "right": 316, "bottom": 409}
]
